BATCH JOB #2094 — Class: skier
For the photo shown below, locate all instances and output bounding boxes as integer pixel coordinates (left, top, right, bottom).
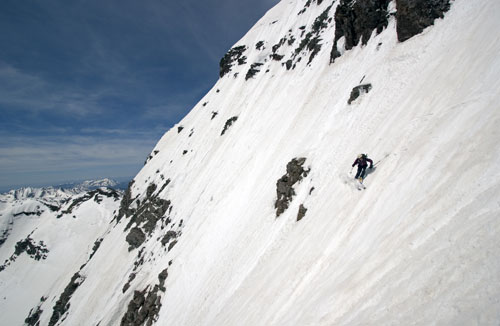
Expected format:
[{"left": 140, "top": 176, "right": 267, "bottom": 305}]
[{"left": 352, "top": 154, "right": 373, "bottom": 182}]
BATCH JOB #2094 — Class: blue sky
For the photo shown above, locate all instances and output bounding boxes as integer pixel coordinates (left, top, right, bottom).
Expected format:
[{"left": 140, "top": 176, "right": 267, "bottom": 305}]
[{"left": 0, "top": 0, "right": 279, "bottom": 191}]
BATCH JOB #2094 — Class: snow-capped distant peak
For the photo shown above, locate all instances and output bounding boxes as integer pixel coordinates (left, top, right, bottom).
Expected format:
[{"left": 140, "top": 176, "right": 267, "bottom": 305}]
[{"left": 80, "top": 178, "right": 118, "bottom": 188}]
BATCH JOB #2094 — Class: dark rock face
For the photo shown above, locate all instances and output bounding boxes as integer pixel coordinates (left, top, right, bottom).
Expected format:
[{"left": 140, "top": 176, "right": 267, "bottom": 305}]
[
  {"left": 123, "top": 273, "right": 137, "bottom": 293},
  {"left": 25, "top": 297, "right": 46, "bottom": 326},
  {"left": 348, "top": 83, "right": 373, "bottom": 104},
  {"left": 126, "top": 228, "right": 146, "bottom": 251},
  {"left": 271, "top": 53, "right": 284, "bottom": 61},
  {"left": 396, "top": 0, "right": 451, "bottom": 42},
  {"left": 221, "top": 116, "right": 238, "bottom": 136},
  {"left": 272, "top": 37, "right": 287, "bottom": 53},
  {"left": 167, "top": 240, "right": 178, "bottom": 252},
  {"left": 297, "top": 204, "right": 308, "bottom": 221},
  {"left": 330, "top": 0, "right": 390, "bottom": 63},
  {"left": 161, "top": 231, "right": 177, "bottom": 247},
  {"left": 245, "top": 63, "right": 264, "bottom": 80},
  {"left": 219, "top": 45, "right": 247, "bottom": 78},
  {"left": 14, "top": 237, "right": 49, "bottom": 260},
  {"left": 122, "top": 182, "right": 172, "bottom": 251},
  {"left": 1, "top": 235, "right": 49, "bottom": 272},
  {"left": 158, "top": 268, "right": 169, "bottom": 291},
  {"left": 0, "top": 228, "right": 9, "bottom": 248},
  {"left": 117, "top": 180, "right": 135, "bottom": 223},
  {"left": 291, "top": 5, "right": 332, "bottom": 67},
  {"left": 48, "top": 272, "right": 85, "bottom": 326},
  {"left": 58, "top": 188, "right": 121, "bottom": 218},
  {"left": 120, "top": 285, "right": 163, "bottom": 326},
  {"left": 275, "top": 158, "right": 310, "bottom": 217}
]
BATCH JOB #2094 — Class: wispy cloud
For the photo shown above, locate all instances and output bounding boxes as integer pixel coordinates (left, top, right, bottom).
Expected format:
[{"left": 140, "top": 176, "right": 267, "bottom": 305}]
[
  {"left": 0, "top": 133, "right": 156, "bottom": 187},
  {"left": 0, "top": 62, "right": 109, "bottom": 117}
]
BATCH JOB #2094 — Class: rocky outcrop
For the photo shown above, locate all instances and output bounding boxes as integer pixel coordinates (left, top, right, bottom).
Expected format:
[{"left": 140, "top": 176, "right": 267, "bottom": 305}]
[
  {"left": 89, "top": 238, "right": 103, "bottom": 260},
  {"left": 14, "top": 237, "right": 49, "bottom": 260},
  {"left": 348, "top": 83, "right": 372, "bottom": 104},
  {"left": 0, "top": 227, "right": 11, "bottom": 248},
  {"left": 122, "top": 183, "right": 172, "bottom": 251},
  {"left": 117, "top": 180, "right": 135, "bottom": 223},
  {"left": 275, "top": 158, "right": 310, "bottom": 217},
  {"left": 0, "top": 235, "right": 49, "bottom": 272},
  {"left": 57, "top": 188, "right": 120, "bottom": 218},
  {"left": 219, "top": 45, "right": 247, "bottom": 78},
  {"left": 221, "top": 117, "right": 238, "bottom": 136},
  {"left": 297, "top": 204, "right": 308, "bottom": 222},
  {"left": 245, "top": 63, "right": 264, "bottom": 80},
  {"left": 293, "top": 5, "right": 333, "bottom": 66},
  {"left": 48, "top": 272, "right": 85, "bottom": 326},
  {"left": 126, "top": 228, "right": 147, "bottom": 251},
  {"left": 330, "top": 0, "right": 390, "bottom": 63},
  {"left": 396, "top": 0, "right": 451, "bottom": 42},
  {"left": 120, "top": 269, "right": 168, "bottom": 326},
  {"left": 25, "top": 296, "right": 46, "bottom": 326},
  {"left": 161, "top": 231, "right": 177, "bottom": 247}
]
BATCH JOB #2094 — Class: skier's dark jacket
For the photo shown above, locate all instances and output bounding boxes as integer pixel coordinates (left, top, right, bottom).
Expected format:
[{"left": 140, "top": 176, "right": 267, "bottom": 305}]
[{"left": 352, "top": 156, "right": 373, "bottom": 168}]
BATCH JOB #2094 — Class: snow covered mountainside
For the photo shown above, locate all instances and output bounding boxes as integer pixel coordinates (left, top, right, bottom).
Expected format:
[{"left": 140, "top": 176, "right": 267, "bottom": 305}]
[
  {"left": 0, "top": 181, "right": 122, "bottom": 325},
  {"left": 3, "top": 0, "right": 500, "bottom": 325}
]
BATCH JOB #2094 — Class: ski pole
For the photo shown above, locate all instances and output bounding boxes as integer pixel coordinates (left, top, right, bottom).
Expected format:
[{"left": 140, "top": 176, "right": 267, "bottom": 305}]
[{"left": 374, "top": 153, "right": 390, "bottom": 167}]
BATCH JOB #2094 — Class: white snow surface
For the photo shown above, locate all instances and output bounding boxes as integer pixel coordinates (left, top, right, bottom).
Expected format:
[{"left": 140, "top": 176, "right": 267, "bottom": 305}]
[{"left": 3, "top": 0, "right": 500, "bottom": 325}]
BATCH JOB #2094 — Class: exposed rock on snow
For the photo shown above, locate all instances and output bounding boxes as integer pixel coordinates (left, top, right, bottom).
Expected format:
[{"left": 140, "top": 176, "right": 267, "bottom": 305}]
[
  {"left": 117, "top": 180, "right": 135, "bottom": 223},
  {"left": 0, "top": 235, "right": 49, "bottom": 272},
  {"left": 221, "top": 116, "right": 238, "bottom": 136},
  {"left": 123, "top": 183, "right": 171, "bottom": 250},
  {"left": 396, "top": 0, "right": 451, "bottom": 41},
  {"left": 126, "top": 227, "right": 146, "bottom": 251},
  {"left": 25, "top": 296, "right": 46, "bottom": 326},
  {"left": 48, "top": 272, "right": 85, "bottom": 326},
  {"left": 57, "top": 188, "right": 120, "bottom": 218},
  {"left": 245, "top": 62, "right": 264, "bottom": 80},
  {"left": 275, "top": 158, "right": 310, "bottom": 217},
  {"left": 160, "top": 231, "right": 177, "bottom": 247},
  {"left": 120, "top": 282, "right": 165, "bottom": 326},
  {"left": 330, "top": 0, "right": 390, "bottom": 63},
  {"left": 348, "top": 83, "right": 373, "bottom": 104},
  {"left": 297, "top": 204, "right": 308, "bottom": 221},
  {"left": 219, "top": 45, "right": 247, "bottom": 78}
]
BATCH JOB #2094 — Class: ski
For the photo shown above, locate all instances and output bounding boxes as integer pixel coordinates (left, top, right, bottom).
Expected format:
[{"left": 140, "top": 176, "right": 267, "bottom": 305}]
[{"left": 357, "top": 178, "right": 366, "bottom": 190}]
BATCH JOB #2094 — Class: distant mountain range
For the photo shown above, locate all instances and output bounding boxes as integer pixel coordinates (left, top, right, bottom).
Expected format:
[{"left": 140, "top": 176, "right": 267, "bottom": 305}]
[{"left": 0, "top": 178, "right": 130, "bottom": 197}]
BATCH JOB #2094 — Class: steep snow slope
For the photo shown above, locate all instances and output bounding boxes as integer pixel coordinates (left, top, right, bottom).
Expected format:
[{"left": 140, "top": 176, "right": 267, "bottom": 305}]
[
  {"left": 4, "top": 0, "right": 500, "bottom": 325},
  {"left": 148, "top": 1, "right": 499, "bottom": 324}
]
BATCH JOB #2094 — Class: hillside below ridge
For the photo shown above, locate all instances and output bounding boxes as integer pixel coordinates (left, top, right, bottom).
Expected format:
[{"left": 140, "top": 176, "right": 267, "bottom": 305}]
[{"left": 1, "top": 0, "right": 499, "bottom": 325}]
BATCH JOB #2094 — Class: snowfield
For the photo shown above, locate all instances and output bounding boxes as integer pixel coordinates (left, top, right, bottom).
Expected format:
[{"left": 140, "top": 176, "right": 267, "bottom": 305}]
[{"left": 1, "top": 0, "right": 500, "bottom": 325}]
